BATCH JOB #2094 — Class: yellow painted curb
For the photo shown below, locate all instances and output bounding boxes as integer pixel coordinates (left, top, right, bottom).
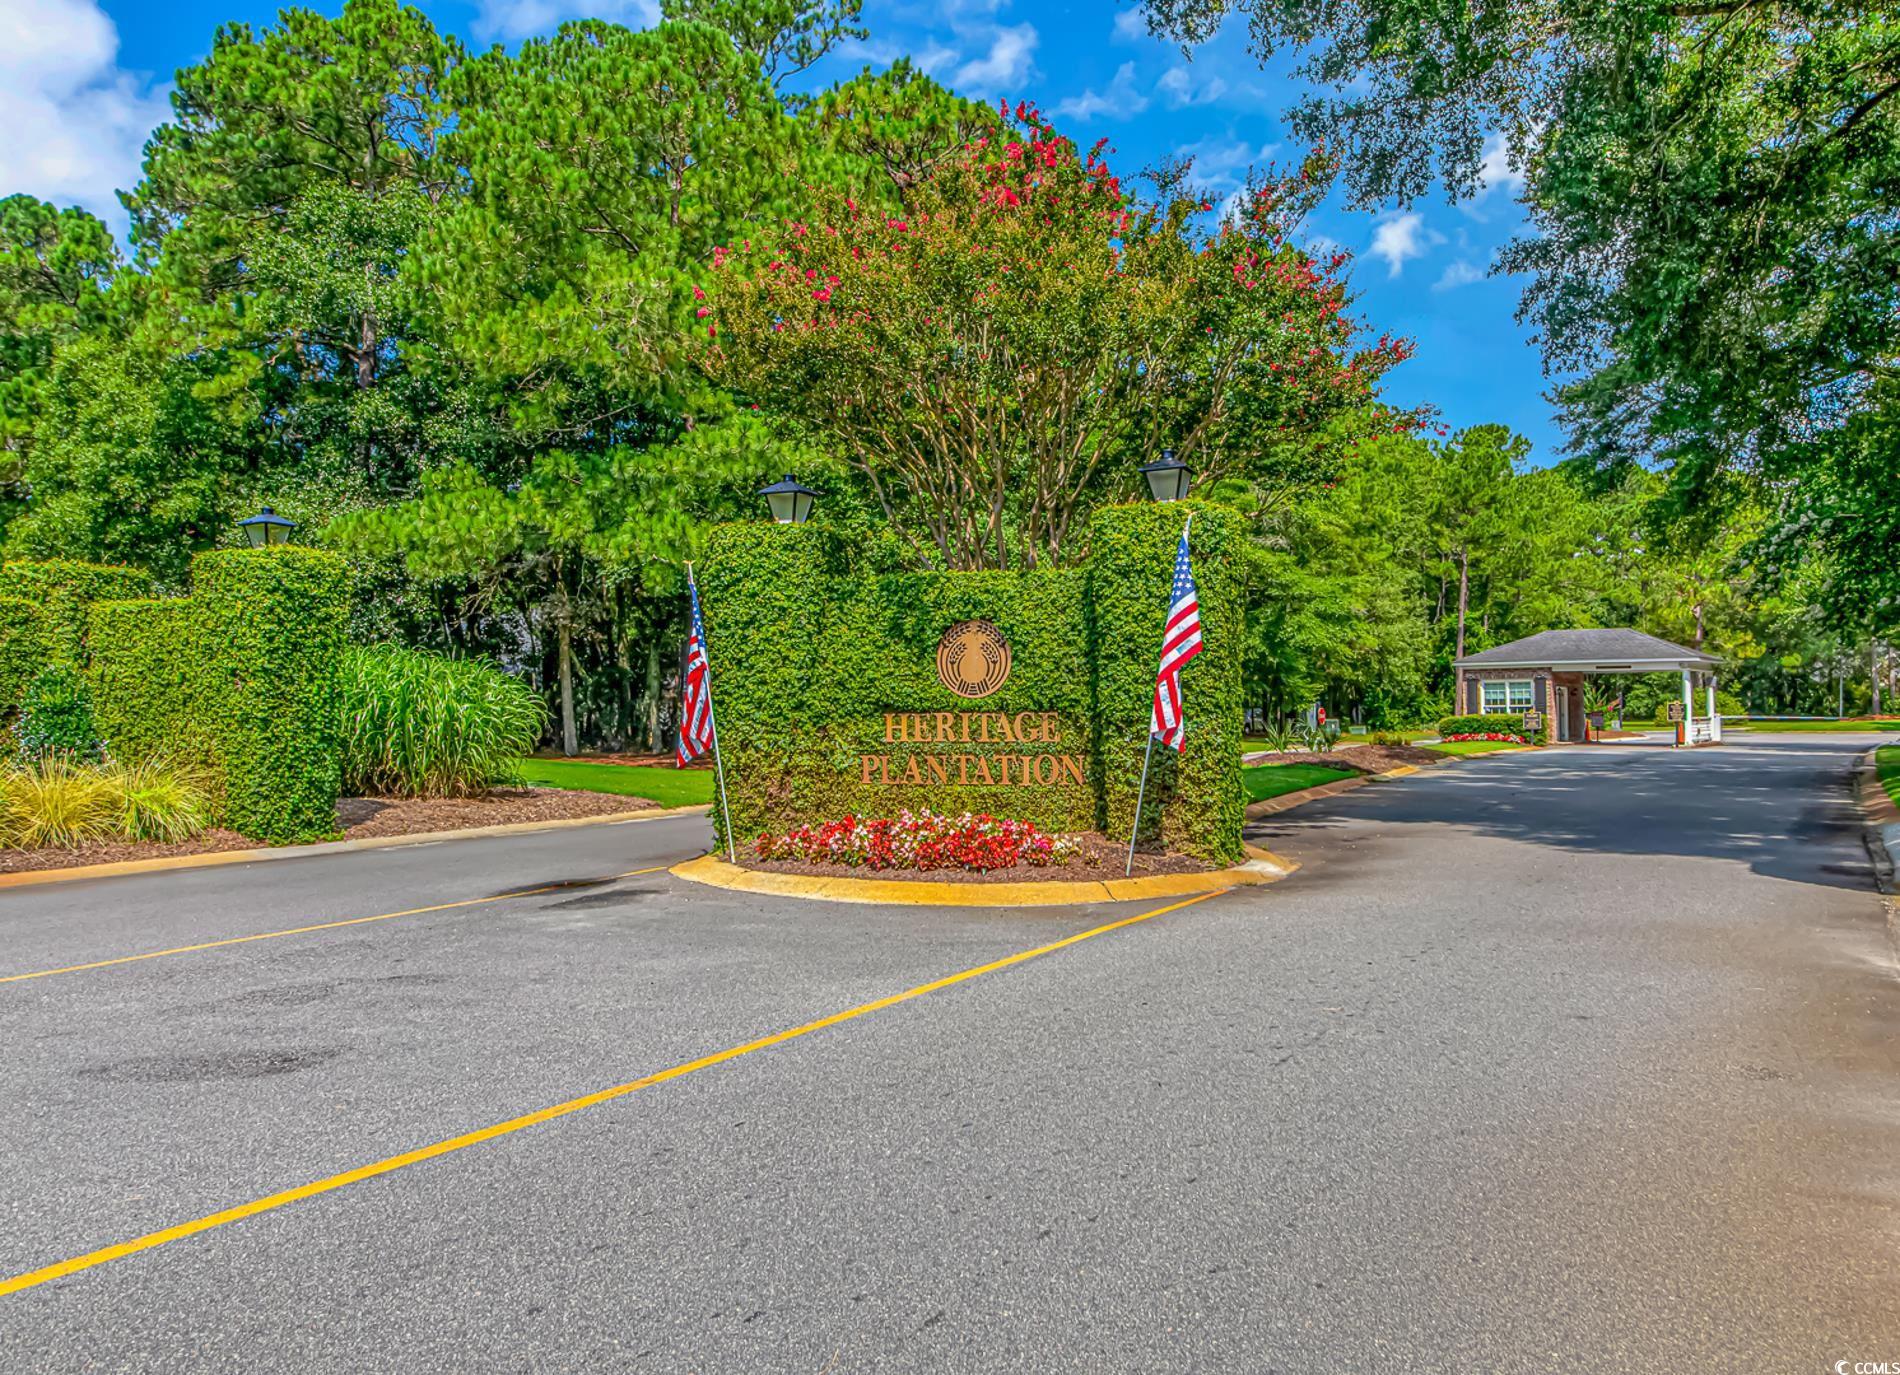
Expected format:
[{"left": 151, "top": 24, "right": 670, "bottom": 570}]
[
  {"left": 0, "top": 804, "right": 711, "bottom": 893},
  {"left": 670, "top": 845, "right": 1295, "bottom": 908}
]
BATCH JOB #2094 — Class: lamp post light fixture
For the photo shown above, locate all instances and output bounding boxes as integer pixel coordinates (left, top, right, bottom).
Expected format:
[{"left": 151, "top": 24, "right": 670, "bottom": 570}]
[
  {"left": 237, "top": 507, "right": 296, "bottom": 547},
  {"left": 1139, "top": 450, "right": 1190, "bottom": 503},
  {"left": 758, "top": 474, "right": 820, "bottom": 525}
]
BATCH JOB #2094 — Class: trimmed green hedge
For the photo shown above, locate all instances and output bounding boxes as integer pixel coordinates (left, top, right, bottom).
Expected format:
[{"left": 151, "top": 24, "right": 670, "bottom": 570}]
[
  {"left": 1087, "top": 503, "right": 1245, "bottom": 863},
  {"left": 2, "top": 560, "right": 153, "bottom": 664},
  {"left": 189, "top": 549, "right": 349, "bottom": 842},
  {"left": 89, "top": 600, "right": 204, "bottom": 769},
  {"left": 88, "top": 549, "right": 349, "bottom": 844},
  {"left": 0, "top": 598, "right": 50, "bottom": 707},
  {"left": 1437, "top": 713, "right": 1547, "bottom": 744},
  {"left": 699, "top": 500, "right": 1245, "bottom": 862}
]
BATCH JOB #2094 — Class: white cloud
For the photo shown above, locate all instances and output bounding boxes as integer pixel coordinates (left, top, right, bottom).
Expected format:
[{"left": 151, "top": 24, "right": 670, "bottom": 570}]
[
  {"left": 0, "top": 0, "right": 170, "bottom": 232},
  {"left": 913, "top": 41, "right": 962, "bottom": 78},
  {"left": 1111, "top": 10, "right": 1149, "bottom": 42},
  {"left": 1433, "top": 259, "right": 1484, "bottom": 291},
  {"left": 1476, "top": 132, "right": 1525, "bottom": 197},
  {"left": 954, "top": 23, "right": 1039, "bottom": 94},
  {"left": 472, "top": 0, "right": 660, "bottom": 43},
  {"left": 1054, "top": 62, "right": 1148, "bottom": 122},
  {"left": 1369, "top": 211, "right": 1444, "bottom": 277},
  {"left": 1156, "top": 65, "right": 1226, "bottom": 109}
]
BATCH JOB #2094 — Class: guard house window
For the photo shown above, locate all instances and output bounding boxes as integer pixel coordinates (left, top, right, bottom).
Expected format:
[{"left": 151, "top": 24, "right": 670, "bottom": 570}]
[{"left": 1481, "top": 680, "right": 1533, "bottom": 714}]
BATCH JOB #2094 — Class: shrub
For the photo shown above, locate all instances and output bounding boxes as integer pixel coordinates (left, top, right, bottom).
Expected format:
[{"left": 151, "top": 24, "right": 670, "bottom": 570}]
[
  {"left": 339, "top": 644, "right": 546, "bottom": 798},
  {"left": 1369, "top": 730, "right": 1410, "bottom": 746},
  {"left": 14, "top": 664, "right": 103, "bottom": 762},
  {"left": 1438, "top": 713, "right": 1548, "bottom": 744},
  {"left": 0, "top": 757, "right": 121, "bottom": 848}
]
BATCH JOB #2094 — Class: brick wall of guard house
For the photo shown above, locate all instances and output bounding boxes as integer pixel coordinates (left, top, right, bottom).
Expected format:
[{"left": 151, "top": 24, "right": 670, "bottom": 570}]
[{"left": 1466, "top": 668, "right": 1591, "bottom": 740}]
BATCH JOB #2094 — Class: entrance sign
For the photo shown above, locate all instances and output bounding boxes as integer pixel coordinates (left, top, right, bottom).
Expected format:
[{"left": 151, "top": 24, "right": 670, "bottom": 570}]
[
  {"left": 936, "top": 620, "right": 1011, "bottom": 698},
  {"left": 698, "top": 503, "right": 1246, "bottom": 863}
]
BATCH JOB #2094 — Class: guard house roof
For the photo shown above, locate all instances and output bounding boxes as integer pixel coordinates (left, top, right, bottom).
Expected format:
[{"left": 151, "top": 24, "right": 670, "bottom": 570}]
[{"left": 1454, "top": 629, "right": 1719, "bottom": 672}]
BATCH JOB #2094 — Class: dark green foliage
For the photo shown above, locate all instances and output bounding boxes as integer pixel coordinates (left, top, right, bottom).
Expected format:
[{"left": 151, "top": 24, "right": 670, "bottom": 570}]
[
  {"left": 1, "top": 560, "right": 154, "bottom": 663},
  {"left": 89, "top": 548, "right": 349, "bottom": 843},
  {"left": 88, "top": 600, "right": 201, "bottom": 768},
  {"left": 700, "top": 501, "right": 1245, "bottom": 863},
  {"left": 191, "top": 549, "right": 349, "bottom": 842},
  {"left": 339, "top": 644, "right": 546, "bottom": 797},
  {"left": 1087, "top": 502, "right": 1245, "bottom": 863},
  {"left": 1437, "top": 714, "right": 1531, "bottom": 738},
  {"left": 15, "top": 664, "right": 102, "bottom": 762},
  {"left": 0, "top": 598, "right": 49, "bottom": 708}
]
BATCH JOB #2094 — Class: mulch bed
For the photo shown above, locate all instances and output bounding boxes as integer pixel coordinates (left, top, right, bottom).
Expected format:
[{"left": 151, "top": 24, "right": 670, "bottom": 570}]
[
  {"left": 335, "top": 788, "right": 651, "bottom": 837},
  {"left": 1244, "top": 742, "right": 1449, "bottom": 773},
  {"left": 0, "top": 787, "right": 653, "bottom": 876},
  {"left": 739, "top": 832, "right": 1210, "bottom": 884},
  {"left": 535, "top": 751, "right": 712, "bottom": 770}
]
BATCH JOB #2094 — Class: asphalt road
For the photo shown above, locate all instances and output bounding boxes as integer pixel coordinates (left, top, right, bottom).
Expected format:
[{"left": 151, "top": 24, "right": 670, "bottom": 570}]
[{"left": 2, "top": 734, "right": 1896, "bottom": 1371}]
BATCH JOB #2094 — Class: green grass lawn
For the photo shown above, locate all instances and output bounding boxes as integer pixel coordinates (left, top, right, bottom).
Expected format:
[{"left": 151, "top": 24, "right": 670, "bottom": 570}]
[
  {"left": 1426, "top": 739, "right": 1531, "bottom": 756},
  {"left": 1878, "top": 745, "right": 1899, "bottom": 808},
  {"left": 1727, "top": 718, "right": 1900, "bottom": 733},
  {"left": 1242, "top": 762, "right": 1358, "bottom": 801},
  {"left": 512, "top": 758, "right": 714, "bottom": 807}
]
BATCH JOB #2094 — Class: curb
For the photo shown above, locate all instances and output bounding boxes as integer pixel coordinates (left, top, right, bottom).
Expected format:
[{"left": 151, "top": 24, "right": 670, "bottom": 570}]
[
  {"left": 668, "top": 843, "right": 1297, "bottom": 908},
  {"left": 0, "top": 804, "right": 712, "bottom": 893},
  {"left": 1853, "top": 749, "right": 1899, "bottom": 896}
]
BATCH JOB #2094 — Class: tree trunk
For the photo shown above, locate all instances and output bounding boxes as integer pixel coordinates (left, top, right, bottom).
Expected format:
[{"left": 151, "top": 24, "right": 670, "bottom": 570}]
[
  {"left": 1455, "top": 548, "right": 1470, "bottom": 661},
  {"left": 1692, "top": 601, "right": 1705, "bottom": 646},
  {"left": 644, "top": 638, "right": 662, "bottom": 754},
  {"left": 556, "top": 606, "right": 578, "bottom": 757},
  {"left": 1874, "top": 640, "right": 1883, "bottom": 715}
]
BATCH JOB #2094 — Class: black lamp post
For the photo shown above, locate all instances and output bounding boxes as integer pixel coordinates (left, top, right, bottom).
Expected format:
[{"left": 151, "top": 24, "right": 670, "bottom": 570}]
[
  {"left": 1139, "top": 450, "right": 1190, "bottom": 502},
  {"left": 237, "top": 507, "right": 296, "bottom": 547},
  {"left": 758, "top": 474, "right": 820, "bottom": 524}
]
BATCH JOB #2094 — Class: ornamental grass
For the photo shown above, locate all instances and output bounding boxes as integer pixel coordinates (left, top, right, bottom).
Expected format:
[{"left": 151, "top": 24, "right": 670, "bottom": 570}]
[
  {"left": 0, "top": 756, "right": 216, "bottom": 849},
  {"left": 339, "top": 645, "right": 547, "bottom": 799},
  {"left": 755, "top": 811, "right": 1080, "bottom": 872}
]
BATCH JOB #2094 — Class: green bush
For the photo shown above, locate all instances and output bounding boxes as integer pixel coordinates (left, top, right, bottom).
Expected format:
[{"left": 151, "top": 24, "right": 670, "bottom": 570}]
[
  {"left": 1, "top": 560, "right": 153, "bottom": 664},
  {"left": 15, "top": 664, "right": 102, "bottom": 762},
  {"left": 0, "top": 598, "right": 49, "bottom": 707},
  {"left": 88, "top": 599, "right": 203, "bottom": 767},
  {"left": 340, "top": 644, "right": 546, "bottom": 798},
  {"left": 1439, "top": 713, "right": 1528, "bottom": 737},
  {"left": 190, "top": 548, "right": 348, "bottom": 843}
]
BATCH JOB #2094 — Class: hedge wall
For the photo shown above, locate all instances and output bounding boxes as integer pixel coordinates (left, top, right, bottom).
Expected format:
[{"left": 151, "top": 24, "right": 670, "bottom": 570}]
[
  {"left": 86, "top": 548, "right": 349, "bottom": 844},
  {"left": 1086, "top": 502, "right": 1245, "bottom": 863},
  {"left": 0, "top": 598, "right": 50, "bottom": 708},
  {"left": 89, "top": 600, "right": 203, "bottom": 769},
  {"left": 1, "top": 560, "right": 153, "bottom": 664},
  {"left": 699, "top": 500, "right": 1245, "bottom": 862}
]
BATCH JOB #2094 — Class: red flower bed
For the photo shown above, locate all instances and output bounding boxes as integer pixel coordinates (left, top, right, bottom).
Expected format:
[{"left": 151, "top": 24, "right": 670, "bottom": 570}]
[
  {"left": 1441, "top": 732, "right": 1530, "bottom": 745},
  {"left": 754, "top": 811, "right": 1079, "bottom": 872}
]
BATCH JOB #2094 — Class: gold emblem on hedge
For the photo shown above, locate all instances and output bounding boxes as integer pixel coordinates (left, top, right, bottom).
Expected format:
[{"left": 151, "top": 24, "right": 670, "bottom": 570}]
[{"left": 936, "top": 621, "right": 1011, "bottom": 698}]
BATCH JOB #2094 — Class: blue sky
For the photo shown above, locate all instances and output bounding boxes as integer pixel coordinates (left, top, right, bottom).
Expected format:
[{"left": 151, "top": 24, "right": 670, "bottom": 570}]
[{"left": 4, "top": 0, "right": 1568, "bottom": 458}]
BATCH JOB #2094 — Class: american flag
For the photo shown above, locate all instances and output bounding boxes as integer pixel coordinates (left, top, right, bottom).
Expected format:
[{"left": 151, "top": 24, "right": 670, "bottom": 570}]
[
  {"left": 676, "top": 568, "right": 718, "bottom": 767},
  {"left": 1150, "top": 522, "right": 1204, "bottom": 750}
]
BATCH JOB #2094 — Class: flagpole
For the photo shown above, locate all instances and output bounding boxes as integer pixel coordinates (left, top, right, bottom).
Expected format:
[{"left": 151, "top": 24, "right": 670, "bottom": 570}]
[
  {"left": 1125, "top": 729, "right": 1156, "bottom": 877},
  {"left": 1127, "top": 513, "right": 1194, "bottom": 877},
  {"left": 689, "top": 562, "right": 738, "bottom": 864}
]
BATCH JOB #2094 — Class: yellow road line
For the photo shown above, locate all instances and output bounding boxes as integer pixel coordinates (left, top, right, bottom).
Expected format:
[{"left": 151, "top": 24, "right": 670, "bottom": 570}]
[
  {"left": 0, "top": 887, "right": 1225, "bottom": 1297},
  {"left": 0, "top": 867, "right": 670, "bottom": 985}
]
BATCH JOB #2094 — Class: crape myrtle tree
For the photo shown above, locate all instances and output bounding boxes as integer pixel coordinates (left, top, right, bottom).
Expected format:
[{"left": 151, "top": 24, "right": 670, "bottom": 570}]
[{"left": 705, "top": 104, "right": 1413, "bottom": 570}]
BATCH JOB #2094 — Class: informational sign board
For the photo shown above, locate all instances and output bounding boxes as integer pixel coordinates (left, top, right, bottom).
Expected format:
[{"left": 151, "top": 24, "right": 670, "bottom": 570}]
[
  {"left": 1522, "top": 710, "right": 1542, "bottom": 733},
  {"left": 1666, "top": 700, "right": 1685, "bottom": 723}
]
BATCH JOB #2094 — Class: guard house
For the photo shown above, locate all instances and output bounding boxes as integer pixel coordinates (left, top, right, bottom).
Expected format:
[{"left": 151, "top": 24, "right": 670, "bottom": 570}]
[{"left": 1453, "top": 629, "right": 1724, "bottom": 745}]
